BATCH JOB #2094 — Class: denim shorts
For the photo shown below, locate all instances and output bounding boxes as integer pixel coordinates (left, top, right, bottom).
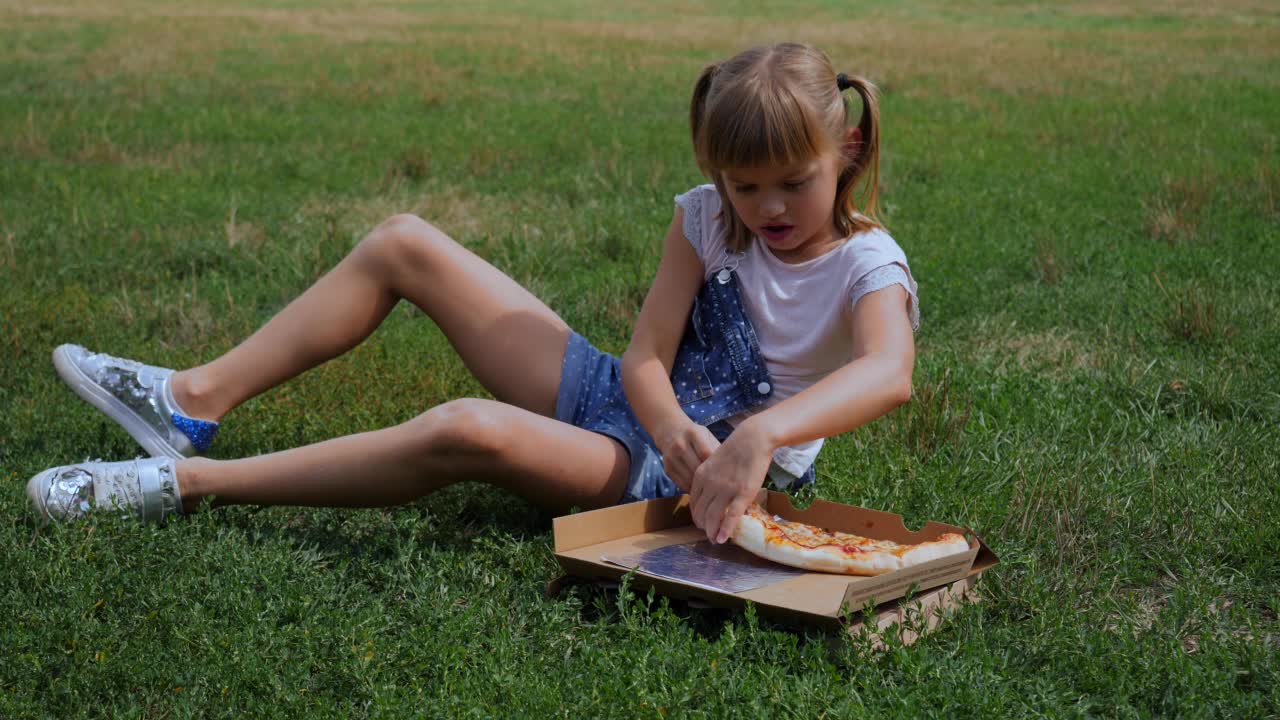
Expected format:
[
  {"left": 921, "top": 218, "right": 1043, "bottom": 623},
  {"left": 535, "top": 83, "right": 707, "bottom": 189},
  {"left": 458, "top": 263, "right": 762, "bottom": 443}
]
[
  {"left": 555, "top": 332, "right": 682, "bottom": 503},
  {"left": 556, "top": 331, "right": 814, "bottom": 503}
]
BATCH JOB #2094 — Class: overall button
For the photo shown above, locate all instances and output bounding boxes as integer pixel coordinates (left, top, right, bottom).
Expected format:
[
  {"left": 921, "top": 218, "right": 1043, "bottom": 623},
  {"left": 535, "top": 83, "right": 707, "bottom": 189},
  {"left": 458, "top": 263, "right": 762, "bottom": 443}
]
[
  {"left": 756, "top": 382, "right": 771, "bottom": 394},
  {"left": 716, "top": 269, "right": 731, "bottom": 284}
]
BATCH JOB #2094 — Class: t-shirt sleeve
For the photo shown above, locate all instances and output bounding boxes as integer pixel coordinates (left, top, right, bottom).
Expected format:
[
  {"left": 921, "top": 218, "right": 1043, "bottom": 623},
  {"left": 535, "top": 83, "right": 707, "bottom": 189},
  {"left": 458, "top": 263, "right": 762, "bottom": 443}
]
[
  {"left": 675, "top": 184, "right": 716, "bottom": 263},
  {"left": 850, "top": 263, "right": 921, "bottom": 332}
]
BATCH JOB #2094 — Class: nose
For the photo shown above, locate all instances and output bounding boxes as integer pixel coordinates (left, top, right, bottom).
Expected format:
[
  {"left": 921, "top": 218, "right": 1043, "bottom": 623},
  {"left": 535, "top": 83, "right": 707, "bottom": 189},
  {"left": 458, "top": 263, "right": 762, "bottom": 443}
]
[{"left": 760, "top": 192, "right": 785, "bottom": 219}]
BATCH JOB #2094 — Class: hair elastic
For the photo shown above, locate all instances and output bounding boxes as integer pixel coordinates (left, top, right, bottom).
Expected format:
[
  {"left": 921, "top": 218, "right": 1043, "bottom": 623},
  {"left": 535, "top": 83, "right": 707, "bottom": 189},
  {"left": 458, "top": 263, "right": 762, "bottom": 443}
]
[{"left": 836, "top": 73, "right": 854, "bottom": 92}]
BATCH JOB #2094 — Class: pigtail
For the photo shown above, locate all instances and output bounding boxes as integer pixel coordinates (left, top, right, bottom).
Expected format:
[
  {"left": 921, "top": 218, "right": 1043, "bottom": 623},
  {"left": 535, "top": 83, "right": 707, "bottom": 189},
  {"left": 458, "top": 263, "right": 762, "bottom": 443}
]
[
  {"left": 837, "top": 75, "right": 883, "bottom": 230},
  {"left": 689, "top": 62, "right": 721, "bottom": 172}
]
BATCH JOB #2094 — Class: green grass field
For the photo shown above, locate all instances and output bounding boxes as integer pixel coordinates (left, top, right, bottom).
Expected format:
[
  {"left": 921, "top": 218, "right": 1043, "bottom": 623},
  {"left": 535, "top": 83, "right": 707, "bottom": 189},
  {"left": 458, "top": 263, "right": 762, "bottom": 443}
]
[{"left": 3, "top": 1, "right": 1278, "bottom": 716}]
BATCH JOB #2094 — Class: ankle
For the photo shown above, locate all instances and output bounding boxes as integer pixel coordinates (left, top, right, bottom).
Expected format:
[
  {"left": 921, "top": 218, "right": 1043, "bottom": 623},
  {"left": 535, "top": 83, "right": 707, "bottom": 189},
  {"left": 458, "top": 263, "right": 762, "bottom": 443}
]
[
  {"left": 171, "top": 369, "right": 228, "bottom": 422},
  {"left": 176, "top": 457, "right": 216, "bottom": 513}
]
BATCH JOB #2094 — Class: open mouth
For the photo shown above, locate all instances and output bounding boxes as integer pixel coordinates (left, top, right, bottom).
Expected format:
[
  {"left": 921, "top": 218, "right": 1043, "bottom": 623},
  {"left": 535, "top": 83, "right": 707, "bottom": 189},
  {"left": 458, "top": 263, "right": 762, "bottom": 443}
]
[{"left": 760, "top": 224, "right": 794, "bottom": 241}]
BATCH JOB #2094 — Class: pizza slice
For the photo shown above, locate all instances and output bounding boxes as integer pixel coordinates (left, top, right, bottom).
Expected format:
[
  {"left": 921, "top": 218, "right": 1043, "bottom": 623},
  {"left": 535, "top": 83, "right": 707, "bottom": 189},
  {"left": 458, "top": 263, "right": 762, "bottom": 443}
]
[{"left": 732, "top": 502, "right": 971, "bottom": 576}]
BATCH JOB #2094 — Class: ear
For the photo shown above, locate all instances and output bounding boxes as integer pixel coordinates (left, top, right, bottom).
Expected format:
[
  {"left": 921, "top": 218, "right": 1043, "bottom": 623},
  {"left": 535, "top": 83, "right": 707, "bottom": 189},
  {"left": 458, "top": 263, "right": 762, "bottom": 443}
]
[{"left": 843, "top": 126, "right": 863, "bottom": 161}]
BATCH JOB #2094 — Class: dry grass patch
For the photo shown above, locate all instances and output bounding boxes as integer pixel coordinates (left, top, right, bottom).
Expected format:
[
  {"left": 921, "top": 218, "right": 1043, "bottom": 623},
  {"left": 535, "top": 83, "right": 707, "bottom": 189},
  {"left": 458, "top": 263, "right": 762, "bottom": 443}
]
[
  {"left": 6, "top": 4, "right": 463, "bottom": 101},
  {"left": 1033, "top": 236, "right": 1067, "bottom": 285},
  {"left": 13, "top": 107, "right": 50, "bottom": 159},
  {"left": 64, "top": 13, "right": 246, "bottom": 88},
  {"left": 966, "top": 316, "right": 1107, "bottom": 376},
  {"left": 552, "top": 17, "right": 1279, "bottom": 99},
  {"left": 224, "top": 203, "right": 265, "bottom": 250},
  {"left": 297, "top": 185, "right": 530, "bottom": 250},
  {"left": 1254, "top": 154, "right": 1279, "bottom": 220},
  {"left": 385, "top": 148, "right": 432, "bottom": 186},
  {"left": 4, "top": 103, "right": 206, "bottom": 169},
  {"left": 144, "top": 139, "right": 205, "bottom": 171},
  {"left": 255, "top": 48, "right": 459, "bottom": 106},
  {"left": 10, "top": 1, "right": 1278, "bottom": 104},
  {"left": 1107, "top": 580, "right": 1176, "bottom": 635},
  {"left": 1152, "top": 275, "right": 1229, "bottom": 343},
  {"left": 0, "top": 229, "right": 15, "bottom": 271},
  {"left": 1070, "top": 0, "right": 1280, "bottom": 21},
  {"left": 73, "top": 129, "right": 129, "bottom": 165},
  {"left": 524, "top": 18, "right": 1116, "bottom": 100},
  {"left": 73, "top": 135, "right": 206, "bottom": 170},
  {"left": 7, "top": 1, "right": 426, "bottom": 38},
  {"left": 1146, "top": 175, "right": 1213, "bottom": 245},
  {"left": 1004, "top": 330, "right": 1100, "bottom": 372},
  {"left": 1106, "top": 589, "right": 1278, "bottom": 656}
]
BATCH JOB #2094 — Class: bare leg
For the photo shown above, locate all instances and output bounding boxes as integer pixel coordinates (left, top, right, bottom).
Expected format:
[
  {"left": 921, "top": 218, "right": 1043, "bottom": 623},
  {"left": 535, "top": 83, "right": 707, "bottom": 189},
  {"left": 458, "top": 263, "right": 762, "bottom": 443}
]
[
  {"left": 162, "top": 216, "right": 632, "bottom": 514},
  {"left": 177, "top": 399, "right": 631, "bottom": 514},
  {"left": 171, "top": 214, "right": 570, "bottom": 421}
]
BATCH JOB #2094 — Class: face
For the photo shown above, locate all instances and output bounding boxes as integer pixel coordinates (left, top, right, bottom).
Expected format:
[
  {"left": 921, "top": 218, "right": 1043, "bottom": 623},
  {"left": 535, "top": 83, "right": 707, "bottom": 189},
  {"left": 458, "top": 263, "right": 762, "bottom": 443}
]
[{"left": 721, "top": 150, "right": 844, "bottom": 263}]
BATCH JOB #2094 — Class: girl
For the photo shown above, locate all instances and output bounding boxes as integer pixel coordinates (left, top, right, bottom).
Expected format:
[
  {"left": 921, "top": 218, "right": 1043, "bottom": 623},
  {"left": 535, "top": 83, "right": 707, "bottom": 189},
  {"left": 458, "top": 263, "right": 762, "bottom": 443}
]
[{"left": 28, "top": 43, "right": 918, "bottom": 546}]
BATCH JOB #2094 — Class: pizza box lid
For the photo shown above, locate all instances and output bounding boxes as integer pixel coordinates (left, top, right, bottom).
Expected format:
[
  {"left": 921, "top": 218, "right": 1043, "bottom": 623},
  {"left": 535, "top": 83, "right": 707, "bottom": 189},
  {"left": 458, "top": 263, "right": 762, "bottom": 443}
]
[{"left": 551, "top": 490, "right": 999, "bottom": 630}]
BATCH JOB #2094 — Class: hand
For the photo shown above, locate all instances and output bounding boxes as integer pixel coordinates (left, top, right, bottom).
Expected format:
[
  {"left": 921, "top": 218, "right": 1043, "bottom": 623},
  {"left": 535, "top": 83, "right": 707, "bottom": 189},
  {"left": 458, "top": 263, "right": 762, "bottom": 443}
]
[
  {"left": 688, "top": 420, "right": 774, "bottom": 544},
  {"left": 655, "top": 421, "right": 720, "bottom": 493}
]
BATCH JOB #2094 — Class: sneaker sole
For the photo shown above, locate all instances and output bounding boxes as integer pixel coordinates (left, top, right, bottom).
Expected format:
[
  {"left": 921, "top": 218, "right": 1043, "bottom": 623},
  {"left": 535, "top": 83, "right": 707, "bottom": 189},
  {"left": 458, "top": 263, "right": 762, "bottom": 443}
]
[{"left": 53, "top": 346, "right": 184, "bottom": 460}]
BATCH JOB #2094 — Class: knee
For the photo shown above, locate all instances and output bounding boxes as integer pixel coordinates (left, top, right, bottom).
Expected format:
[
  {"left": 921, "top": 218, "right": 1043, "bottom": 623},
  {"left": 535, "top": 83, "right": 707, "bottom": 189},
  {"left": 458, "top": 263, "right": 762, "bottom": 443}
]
[
  {"left": 357, "top": 213, "right": 453, "bottom": 273},
  {"left": 407, "top": 399, "right": 512, "bottom": 461}
]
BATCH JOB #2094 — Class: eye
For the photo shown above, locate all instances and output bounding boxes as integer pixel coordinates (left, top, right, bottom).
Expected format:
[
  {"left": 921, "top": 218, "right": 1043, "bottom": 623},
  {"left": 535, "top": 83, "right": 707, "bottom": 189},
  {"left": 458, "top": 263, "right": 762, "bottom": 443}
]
[
  {"left": 732, "top": 184, "right": 756, "bottom": 194},
  {"left": 784, "top": 178, "right": 810, "bottom": 191}
]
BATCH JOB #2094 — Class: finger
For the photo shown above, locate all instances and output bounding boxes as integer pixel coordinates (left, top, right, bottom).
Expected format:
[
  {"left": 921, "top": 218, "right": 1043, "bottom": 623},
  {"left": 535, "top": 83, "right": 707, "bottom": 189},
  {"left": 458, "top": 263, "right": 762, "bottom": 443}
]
[
  {"left": 682, "top": 446, "right": 707, "bottom": 475},
  {"left": 666, "top": 446, "right": 700, "bottom": 486},
  {"left": 697, "top": 485, "right": 727, "bottom": 543},
  {"left": 678, "top": 469, "right": 696, "bottom": 494},
  {"left": 716, "top": 495, "right": 754, "bottom": 545},
  {"left": 703, "top": 493, "right": 729, "bottom": 544},
  {"left": 690, "top": 463, "right": 714, "bottom": 505},
  {"left": 664, "top": 446, "right": 687, "bottom": 478},
  {"left": 663, "top": 456, "right": 691, "bottom": 492},
  {"left": 688, "top": 472, "right": 706, "bottom": 527}
]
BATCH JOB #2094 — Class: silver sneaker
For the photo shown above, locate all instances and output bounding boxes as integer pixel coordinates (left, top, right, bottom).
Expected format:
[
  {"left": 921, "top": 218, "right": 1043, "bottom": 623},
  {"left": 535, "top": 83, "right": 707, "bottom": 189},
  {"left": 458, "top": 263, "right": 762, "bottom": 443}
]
[
  {"left": 53, "top": 344, "right": 218, "bottom": 459},
  {"left": 26, "top": 457, "right": 183, "bottom": 524}
]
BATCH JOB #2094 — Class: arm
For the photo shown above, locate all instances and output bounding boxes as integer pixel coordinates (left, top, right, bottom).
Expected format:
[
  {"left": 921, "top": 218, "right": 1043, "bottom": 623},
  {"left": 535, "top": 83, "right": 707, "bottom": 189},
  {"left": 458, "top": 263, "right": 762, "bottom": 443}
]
[
  {"left": 690, "top": 283, "right": 916, "bottom": 543},
  {"left": 621, "top": 209, "right": 721, "bottom": 490}
]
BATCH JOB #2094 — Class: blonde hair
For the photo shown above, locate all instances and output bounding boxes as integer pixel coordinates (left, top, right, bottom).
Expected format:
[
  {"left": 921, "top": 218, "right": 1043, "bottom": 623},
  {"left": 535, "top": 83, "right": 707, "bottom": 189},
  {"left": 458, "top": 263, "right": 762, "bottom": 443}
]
[{"left": 689, "top": 43, "right": 882, "bottom": 252}]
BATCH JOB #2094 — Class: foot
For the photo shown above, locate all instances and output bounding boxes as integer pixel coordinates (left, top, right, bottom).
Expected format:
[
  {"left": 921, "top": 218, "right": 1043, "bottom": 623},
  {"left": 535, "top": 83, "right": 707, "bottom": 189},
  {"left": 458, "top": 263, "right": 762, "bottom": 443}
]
[
  {"left": 27, "top": 457, "right": 183, "bottom": 524},
  {"left": 53, "top": 344, "right": 219, "bottom": 459}
]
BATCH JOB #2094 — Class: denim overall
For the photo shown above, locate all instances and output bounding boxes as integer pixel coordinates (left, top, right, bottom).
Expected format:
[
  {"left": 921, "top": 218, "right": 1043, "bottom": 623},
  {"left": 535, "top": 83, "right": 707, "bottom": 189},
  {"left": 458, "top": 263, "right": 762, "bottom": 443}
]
[{"left": 556, "top": 265, "right": 817, "bottom": 503}]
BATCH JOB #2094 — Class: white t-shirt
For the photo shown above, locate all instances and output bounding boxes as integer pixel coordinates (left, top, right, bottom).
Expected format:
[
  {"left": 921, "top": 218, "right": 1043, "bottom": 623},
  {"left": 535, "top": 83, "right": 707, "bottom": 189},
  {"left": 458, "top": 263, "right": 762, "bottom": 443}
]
[{"left": 673, "top": 184, "right": 920, "bottom": 485}]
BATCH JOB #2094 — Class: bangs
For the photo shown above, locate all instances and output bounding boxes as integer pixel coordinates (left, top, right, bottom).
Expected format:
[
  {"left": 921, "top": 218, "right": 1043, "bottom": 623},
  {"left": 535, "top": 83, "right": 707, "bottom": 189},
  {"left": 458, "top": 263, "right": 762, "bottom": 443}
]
[{"left": 698, "top": 79, "right": 830, "bottom": 172}]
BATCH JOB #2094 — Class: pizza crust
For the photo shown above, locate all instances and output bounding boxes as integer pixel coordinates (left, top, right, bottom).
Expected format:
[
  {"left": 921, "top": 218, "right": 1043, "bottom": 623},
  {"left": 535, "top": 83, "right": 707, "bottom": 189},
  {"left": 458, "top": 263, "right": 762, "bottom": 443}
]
[{"left": 732, "top": 503, "right": 970, "bottom": 576}]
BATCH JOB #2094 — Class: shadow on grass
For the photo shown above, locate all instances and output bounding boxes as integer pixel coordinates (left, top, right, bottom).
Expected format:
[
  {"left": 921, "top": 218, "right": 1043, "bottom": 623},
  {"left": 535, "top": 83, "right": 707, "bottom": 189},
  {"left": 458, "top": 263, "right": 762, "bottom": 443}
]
[{"left": 195, "top": 483, "right": 554, "bottom": 576}]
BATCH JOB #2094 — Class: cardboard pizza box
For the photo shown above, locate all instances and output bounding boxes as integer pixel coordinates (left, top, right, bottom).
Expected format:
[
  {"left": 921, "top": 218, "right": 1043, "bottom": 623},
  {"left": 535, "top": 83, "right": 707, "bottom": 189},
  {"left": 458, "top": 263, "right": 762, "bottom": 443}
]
[{"left": 550, "top": 490, "right": 998, "bottom": 638}]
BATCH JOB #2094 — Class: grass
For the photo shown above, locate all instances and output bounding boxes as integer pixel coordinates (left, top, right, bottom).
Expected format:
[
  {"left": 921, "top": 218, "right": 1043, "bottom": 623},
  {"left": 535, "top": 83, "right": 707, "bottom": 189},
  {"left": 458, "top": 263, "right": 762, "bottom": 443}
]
[{"left": 2, "top": 0, "right": 1278, "bottom": 716}]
